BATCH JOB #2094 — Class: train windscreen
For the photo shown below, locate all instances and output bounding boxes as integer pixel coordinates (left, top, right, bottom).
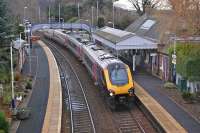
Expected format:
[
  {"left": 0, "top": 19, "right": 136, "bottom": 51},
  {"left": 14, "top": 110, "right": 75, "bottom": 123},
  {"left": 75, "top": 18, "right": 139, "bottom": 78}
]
[{"left": 109, "top": 64, "right": 128, "bottom": 86}]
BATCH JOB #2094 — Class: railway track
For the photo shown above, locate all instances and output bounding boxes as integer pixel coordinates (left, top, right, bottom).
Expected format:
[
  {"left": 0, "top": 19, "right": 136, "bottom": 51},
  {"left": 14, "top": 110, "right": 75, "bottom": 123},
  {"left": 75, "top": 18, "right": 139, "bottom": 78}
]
[
  {"left": 45, "top": 39, "right": 96, "bottom": 133},
  {"left": 111, "top": 108, "right": 146, "bottom": 133},
  {"left": 39, "top": 33, "right": 156, "bottom": 133}
]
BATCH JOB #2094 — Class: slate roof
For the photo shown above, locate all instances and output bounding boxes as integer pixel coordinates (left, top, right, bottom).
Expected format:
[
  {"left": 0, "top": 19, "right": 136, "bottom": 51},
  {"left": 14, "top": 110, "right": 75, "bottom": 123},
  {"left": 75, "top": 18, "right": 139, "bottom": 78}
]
[
  {"left": 126, "top": 14, "right": 160, "bottom": 41},
  {"left": 94, "top": 26, "right": 135, "bottom": 44}
]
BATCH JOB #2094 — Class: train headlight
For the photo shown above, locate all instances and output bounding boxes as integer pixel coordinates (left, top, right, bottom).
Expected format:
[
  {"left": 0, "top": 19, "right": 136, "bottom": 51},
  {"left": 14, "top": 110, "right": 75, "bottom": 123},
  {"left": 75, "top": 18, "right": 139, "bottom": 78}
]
[
  {"left": 110, "top": 92, "right": 114, "bottom": 96},
  {"left": 128, "top": 88, "right": 134, "bottom": 95},
  {"left": 109, "top": 90, "right": 115, "bottom": 97}
]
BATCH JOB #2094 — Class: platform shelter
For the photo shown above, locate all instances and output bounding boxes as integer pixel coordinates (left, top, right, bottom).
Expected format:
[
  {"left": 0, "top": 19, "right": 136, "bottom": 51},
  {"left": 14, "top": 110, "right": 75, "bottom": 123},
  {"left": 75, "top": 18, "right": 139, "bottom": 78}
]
[{"left": 92, "top": 27, "right": 158, "bottom": 72}]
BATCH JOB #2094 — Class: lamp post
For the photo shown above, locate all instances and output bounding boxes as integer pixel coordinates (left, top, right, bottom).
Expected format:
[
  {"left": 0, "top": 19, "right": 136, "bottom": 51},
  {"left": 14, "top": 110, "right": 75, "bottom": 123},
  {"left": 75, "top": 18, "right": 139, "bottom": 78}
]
[
  {"left": 19, "top": 32, "right": 24, "bottom": 70},
  {"left": 85, "top": 19, "right": 91, "bottom": 34},
  {"left": 23, "top": 6, "right": 27, "bottom": 21},
  {"left": 172, "top": 35, "right": 177, "bottom": 83},
  {"left": 165, "top": 31, "right": 177, "bottom": 83},
  {"left": 91, "top": 6, "right": 94, "bottom": 30},
  {"left": 96, "top": 0, "right": 99, "bottom": 21},
  {"left": 10, "top": 41, "right": 15, "bottom": 110},
  {"left": 38, "top": 6, "right": 41, "bottom": 23},
  {"left": 59, "top": 3, "right": 61, "bottom": 24},
  {"left": 60, "top": 18, "right": 64, "bottom": 29},
  {"left": 112, "top": 0, "right": 115, "bottom": 28},
  {"left": 48, "top": 5, "right": 51, "bottom": 24},
  {"left": 4, "top": 35, "right": 16, "bottom": 110},
  {"left": 78, "top": 2, "right": 80, "bottom": 20}
]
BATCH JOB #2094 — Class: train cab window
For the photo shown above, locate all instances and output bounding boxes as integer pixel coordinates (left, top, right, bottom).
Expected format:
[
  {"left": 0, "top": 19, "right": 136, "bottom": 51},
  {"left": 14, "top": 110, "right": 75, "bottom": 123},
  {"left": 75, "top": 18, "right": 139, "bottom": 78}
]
[{"left": 109, "top": 65, "right": 128, "bottom": 86}]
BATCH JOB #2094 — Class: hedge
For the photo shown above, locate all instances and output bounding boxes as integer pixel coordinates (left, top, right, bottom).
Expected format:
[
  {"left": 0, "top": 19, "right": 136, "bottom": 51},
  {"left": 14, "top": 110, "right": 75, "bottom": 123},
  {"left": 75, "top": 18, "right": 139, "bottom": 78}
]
[{"left": 168, "top": 43, "right": 200, "bottom": 81}]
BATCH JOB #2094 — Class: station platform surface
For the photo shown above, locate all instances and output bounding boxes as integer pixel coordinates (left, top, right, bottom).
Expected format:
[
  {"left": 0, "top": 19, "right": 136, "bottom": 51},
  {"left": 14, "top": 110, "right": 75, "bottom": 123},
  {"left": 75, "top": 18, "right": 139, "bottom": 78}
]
[
  {"left": 16, "top": 44, "right": 50, "bottom": 133},
  {"left": 135, "top": 72, "right": 200, "bottom": 133}
]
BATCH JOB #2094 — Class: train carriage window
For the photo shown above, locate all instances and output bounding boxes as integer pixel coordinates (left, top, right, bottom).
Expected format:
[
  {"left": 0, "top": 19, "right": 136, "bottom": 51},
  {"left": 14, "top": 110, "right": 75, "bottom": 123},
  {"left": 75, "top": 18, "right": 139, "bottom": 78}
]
[
  {"left": 68, "top": 41, "right": 77, "bottom": 49},
  {"left": 84, "top": 55, "right": 93, "bottom": 69}
]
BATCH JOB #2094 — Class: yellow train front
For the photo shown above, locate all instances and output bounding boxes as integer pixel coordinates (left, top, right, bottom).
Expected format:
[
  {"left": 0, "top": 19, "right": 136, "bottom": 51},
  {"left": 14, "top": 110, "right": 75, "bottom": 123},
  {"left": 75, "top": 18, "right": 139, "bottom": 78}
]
[{"left": 102, "top": 63, "right": 135, "bottom": 109}]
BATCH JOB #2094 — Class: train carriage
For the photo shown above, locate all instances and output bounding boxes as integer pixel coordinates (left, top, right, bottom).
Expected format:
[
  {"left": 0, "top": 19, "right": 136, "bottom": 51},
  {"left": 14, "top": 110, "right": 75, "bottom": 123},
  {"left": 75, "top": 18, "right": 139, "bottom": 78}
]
[
  {"left": 82, "top": 45, "right": 134, "bottom": 109},
  {"left": 43, "top": 29, "right": 135, "bottom": 109}
]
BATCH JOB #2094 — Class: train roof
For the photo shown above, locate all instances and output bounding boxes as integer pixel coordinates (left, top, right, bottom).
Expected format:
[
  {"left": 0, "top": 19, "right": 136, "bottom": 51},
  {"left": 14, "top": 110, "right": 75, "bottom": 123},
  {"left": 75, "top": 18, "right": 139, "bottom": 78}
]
[
  {"left": 83, "top": 44, "right": 124, "bottom": 69},
  {"left": 54, "top": 29, "right": 125, "bottom": 69}
]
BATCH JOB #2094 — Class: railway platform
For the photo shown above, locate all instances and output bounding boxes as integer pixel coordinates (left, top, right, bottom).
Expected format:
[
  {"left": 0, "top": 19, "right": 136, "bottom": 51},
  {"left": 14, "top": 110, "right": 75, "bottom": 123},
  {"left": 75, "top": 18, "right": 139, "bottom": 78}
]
[
  {"left": 15, "top": 43, "right": 50, "bottom": 133},
  {"left": 12, "top": 41, "right": 62, "bottom": 133},
  {"left": 135, "top": 72, "right": 200, "bottom": 133}
]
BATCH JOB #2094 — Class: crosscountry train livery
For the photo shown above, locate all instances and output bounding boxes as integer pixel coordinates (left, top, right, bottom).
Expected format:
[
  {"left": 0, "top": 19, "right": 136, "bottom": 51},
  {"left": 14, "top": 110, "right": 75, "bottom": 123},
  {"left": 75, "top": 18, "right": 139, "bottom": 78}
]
[{"left": 43, "top": 29, "right": 135, "bottom": 109}]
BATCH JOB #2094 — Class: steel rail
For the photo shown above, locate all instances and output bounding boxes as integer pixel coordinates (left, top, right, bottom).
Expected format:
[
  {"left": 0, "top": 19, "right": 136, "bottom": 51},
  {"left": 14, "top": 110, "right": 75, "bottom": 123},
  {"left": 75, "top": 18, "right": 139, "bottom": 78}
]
[{"left": 45, "top": 39, "right": 96, "bottom": 133}]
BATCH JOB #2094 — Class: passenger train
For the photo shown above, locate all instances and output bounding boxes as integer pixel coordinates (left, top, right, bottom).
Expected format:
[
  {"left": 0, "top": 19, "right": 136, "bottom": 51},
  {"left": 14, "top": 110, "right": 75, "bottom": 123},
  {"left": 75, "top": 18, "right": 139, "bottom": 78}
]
[{"left": 43, "top": 29, "right": 135, "bottom": 109}]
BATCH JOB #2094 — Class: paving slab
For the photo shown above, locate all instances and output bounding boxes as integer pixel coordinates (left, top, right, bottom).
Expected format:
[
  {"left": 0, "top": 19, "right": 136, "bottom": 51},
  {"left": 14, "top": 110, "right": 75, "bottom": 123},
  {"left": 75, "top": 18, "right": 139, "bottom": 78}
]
[{"left": 135, "top": 72, "right": 200, "bottom": 133}]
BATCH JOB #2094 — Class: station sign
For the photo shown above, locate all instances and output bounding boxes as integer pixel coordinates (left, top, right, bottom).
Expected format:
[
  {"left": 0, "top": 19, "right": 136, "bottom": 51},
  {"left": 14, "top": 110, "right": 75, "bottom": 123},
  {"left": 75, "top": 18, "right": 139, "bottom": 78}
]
[
  {"left": 172, "top": 54, "right": 176, "bottom": 64},
  {"left": 172, "top": 54, "right": 176, "bottom": 59}
]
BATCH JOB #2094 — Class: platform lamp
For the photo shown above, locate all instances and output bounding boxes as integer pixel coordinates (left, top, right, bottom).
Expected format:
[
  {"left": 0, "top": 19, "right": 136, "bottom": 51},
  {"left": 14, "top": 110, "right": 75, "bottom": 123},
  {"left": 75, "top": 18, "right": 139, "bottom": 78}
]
[
  {"left": 23, "top": 6, "right": 27, "bottom": 21},
  {"left": 85, "top": 19, "right": 92, "bottom": 40},
  {"left": 112, "top": 0, "right": 115, "bottom": 28},
  {"left": 60, "top": 18, "right": 64, "bottom": 29},
  {"left": 165, "top": 31, "right": 177, "bottom": 83},
  {"left": 4, "top": 34, "right": 16, "bottom": 110}
]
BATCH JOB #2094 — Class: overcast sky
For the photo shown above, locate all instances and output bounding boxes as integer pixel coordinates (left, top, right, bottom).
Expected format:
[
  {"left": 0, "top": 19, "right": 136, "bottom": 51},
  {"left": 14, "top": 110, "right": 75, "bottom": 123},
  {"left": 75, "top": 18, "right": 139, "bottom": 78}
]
[{"left": 114, "top": 0, "right": 170, "bottom": 10}]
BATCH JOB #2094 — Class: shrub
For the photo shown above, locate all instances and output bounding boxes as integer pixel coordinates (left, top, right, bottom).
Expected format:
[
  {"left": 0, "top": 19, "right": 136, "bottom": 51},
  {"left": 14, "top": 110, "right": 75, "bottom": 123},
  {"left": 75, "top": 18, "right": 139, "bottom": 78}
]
[
  {"left": 97, "top": 17, "right": 105, "bottom": 28},
  {"left": 2, "top": 92, "right": 11, "bottom": 105},
  {"left": 0, "top": 111, "right": 9, "bottom": 133},
  {"left": 164, "top": 82, "right": 176, "bottom": 89},
  {"left": 67, "top": 17, "right": 78, "bottom": 23},
  {"left": 182, "top": 92, "right": 194, "bottom": 101},
  {"left": 0, "top": 129, "right": 5, "bottom": 133},
  {"left": 25, "top": 80, "right": 32, "bottom": 90},
  {"left": 168, "top": 44, "right": 200, "bottom": 81}
]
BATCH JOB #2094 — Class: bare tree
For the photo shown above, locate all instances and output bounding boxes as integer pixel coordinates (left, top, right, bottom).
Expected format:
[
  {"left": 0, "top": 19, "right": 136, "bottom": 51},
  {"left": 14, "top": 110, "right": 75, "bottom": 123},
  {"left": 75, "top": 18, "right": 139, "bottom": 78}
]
[
  {"left": 169, "top": 0, "right": 200, "bottom": 35},
  {"left": 128, "top": 0, "right": 161, "bottom": 15}
]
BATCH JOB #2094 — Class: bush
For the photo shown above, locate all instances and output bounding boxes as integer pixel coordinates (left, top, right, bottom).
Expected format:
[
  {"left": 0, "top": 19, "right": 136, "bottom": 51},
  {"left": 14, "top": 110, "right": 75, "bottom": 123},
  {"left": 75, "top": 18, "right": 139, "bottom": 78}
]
[
  {"left": 25, "top": 80, "right": 32, "bottom": 90},
  {"left": 97, "top": 17, "right": 105, "bottom": 28},
  {"left": 0, "top": 112, "right": 9, "bottom": 133},
  {"left": 2, "top": 92, "right": 12, "bottom": 105},
  {"left": 0, "top": 129, "right": 5, "bottom": 133},
  {"left": 168, "top": 44, "right": 200, "bottom": 81},
  {"left": 182, "top": 92, "right": 195, "bottom": 102},
  {"left": 164, "top": 82, "right": 176, "bottom": 89},
  {"left": 67, "top": 17, "right": 78, "bottom": 23}
]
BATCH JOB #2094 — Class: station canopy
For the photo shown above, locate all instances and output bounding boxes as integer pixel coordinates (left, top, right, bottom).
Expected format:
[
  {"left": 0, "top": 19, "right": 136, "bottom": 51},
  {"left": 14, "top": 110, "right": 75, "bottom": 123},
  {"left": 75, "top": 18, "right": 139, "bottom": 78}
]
[{"left": 93, "top": 27, "right": 158, "bottom": 50}]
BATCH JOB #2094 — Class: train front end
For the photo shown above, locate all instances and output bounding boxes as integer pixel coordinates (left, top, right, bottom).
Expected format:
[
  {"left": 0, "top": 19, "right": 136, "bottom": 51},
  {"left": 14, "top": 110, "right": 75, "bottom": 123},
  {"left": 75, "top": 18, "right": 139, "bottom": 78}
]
[{"left": 103, "top": 63, "right": 134, "bottom": 109}]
